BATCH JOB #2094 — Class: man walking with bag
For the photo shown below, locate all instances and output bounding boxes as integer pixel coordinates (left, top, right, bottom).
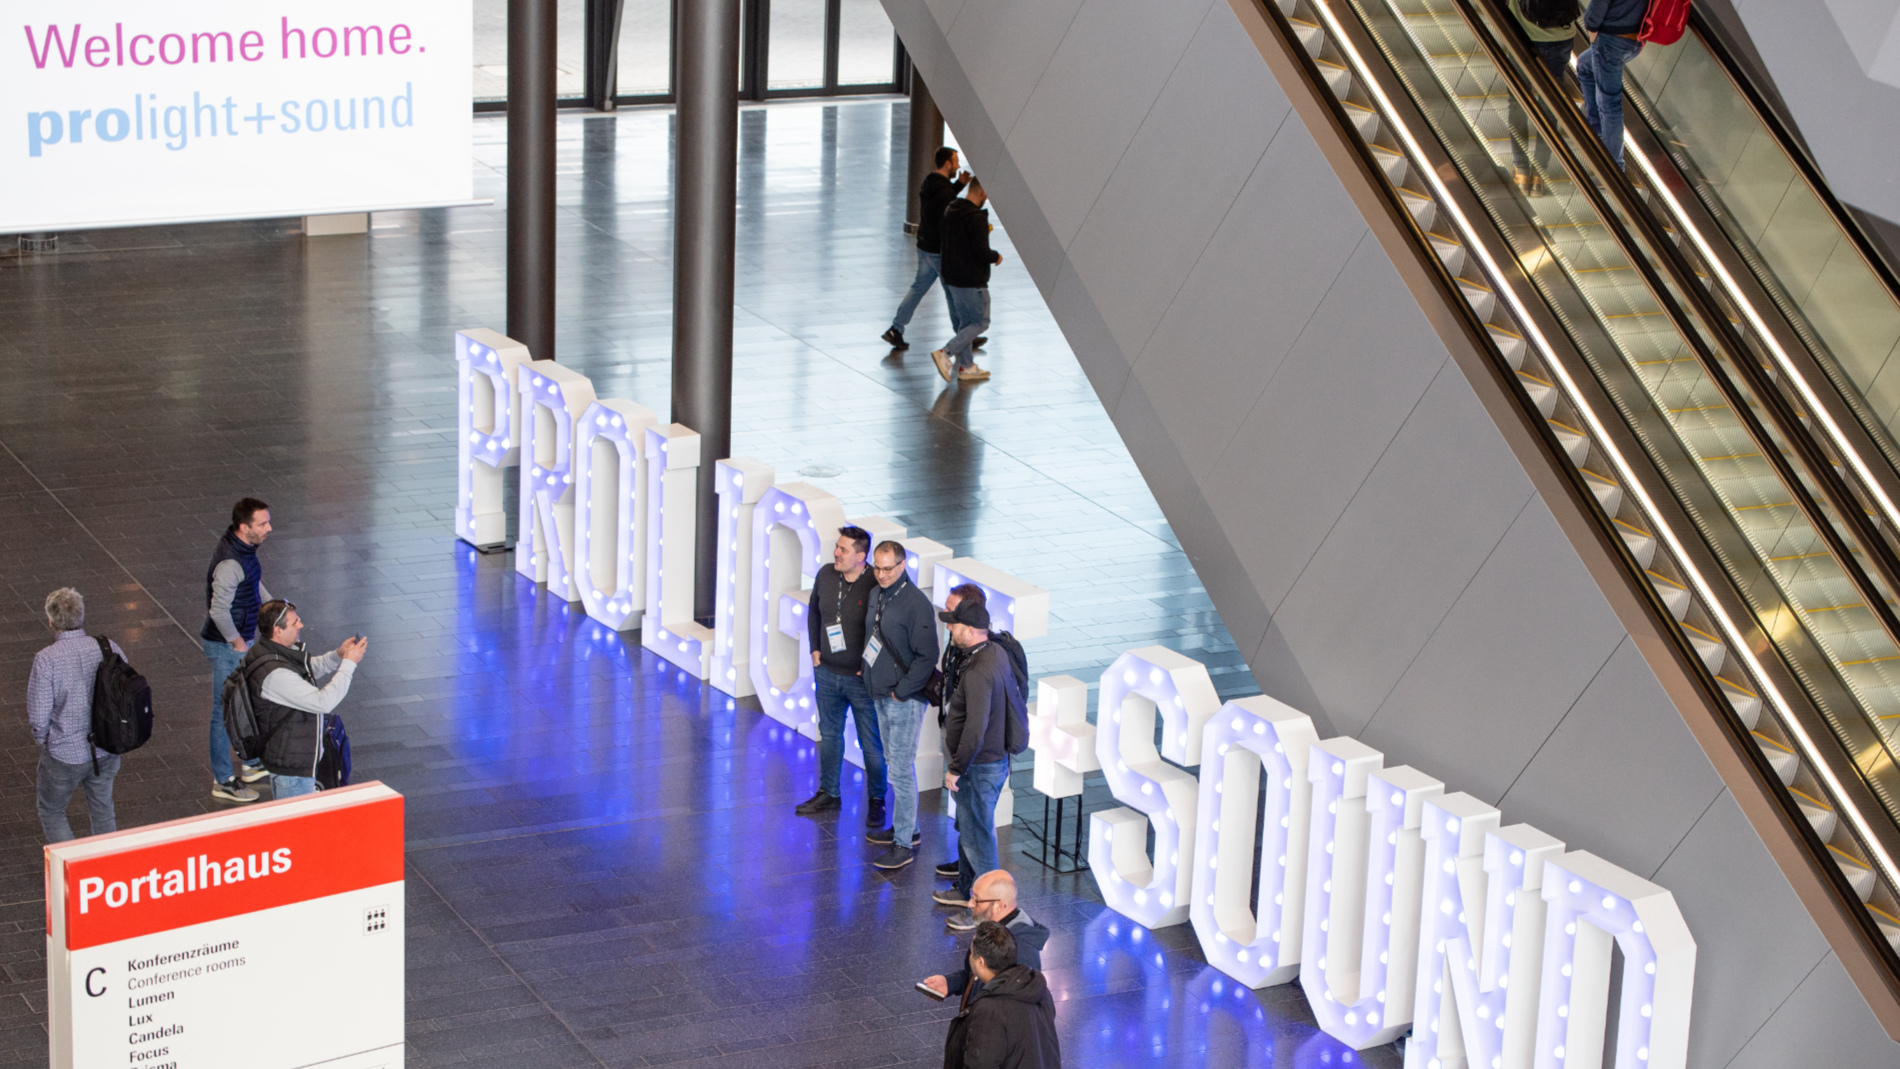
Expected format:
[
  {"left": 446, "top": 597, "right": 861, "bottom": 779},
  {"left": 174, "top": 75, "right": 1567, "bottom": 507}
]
[
  {"left": 201, "top": 497, "right": 274, "bottom": 802},
  {"left": 863, "top": 540, "right": 941, "bottom": 870},
  {"left": 26, "top": 589, "right": 123, "bottom": 843}
]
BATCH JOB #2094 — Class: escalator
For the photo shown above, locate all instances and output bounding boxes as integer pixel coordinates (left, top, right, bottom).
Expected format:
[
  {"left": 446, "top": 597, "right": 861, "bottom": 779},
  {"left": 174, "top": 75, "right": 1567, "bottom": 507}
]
[{"left": 1233, "top": 0, "right": 1900, "bottom": 1030}]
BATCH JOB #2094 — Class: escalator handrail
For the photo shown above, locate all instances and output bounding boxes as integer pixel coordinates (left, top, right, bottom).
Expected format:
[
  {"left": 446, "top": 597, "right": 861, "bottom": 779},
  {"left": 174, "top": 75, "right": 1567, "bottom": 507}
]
[{"left": 1453, "top": 0, "right": 1900, "bottom": 753}]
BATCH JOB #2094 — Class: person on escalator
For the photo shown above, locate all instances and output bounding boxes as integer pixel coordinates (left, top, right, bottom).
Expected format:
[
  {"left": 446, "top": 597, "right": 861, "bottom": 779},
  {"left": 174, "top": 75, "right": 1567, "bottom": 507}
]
[
  {"left": 1507, "top": 0, "right": 1582, "bottom": 196},
  {"left": 1577, "top": 0, "right": 1651, "bottom": 168}
]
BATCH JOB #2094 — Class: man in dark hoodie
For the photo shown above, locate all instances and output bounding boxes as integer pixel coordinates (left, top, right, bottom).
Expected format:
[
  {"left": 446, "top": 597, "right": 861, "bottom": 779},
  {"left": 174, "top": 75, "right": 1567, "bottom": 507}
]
[
  {"left": 938, "top": 598, "right": 1023, "bottom": 923},
  {"left": 932, "top": 178, "right": 1004, "bottom": 385},
  {"left": 884, "top": 146, "right": 968, "bottom": 350},
  {"left": 923, "top": 870, "right": 1050, "bottom": 996},
  {"left": 942, "top": 921, "right": 1060, "bottom": 1069},
  {"left": 1576, "top": 0, "right": 1651, "bottom": 167}
]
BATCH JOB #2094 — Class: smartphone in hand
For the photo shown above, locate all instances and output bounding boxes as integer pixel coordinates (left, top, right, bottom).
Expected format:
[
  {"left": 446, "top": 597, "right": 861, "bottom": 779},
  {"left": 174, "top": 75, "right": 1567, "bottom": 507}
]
[{"left": 915, "top": 981, "right": 947, "bottom": 1001}]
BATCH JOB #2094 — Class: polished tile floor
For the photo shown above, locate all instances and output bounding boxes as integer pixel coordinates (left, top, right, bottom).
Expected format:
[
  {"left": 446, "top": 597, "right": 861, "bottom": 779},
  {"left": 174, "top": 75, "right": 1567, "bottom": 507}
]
[{"left": 0, "top": 100, "right": 1396, "bottom": 1067}]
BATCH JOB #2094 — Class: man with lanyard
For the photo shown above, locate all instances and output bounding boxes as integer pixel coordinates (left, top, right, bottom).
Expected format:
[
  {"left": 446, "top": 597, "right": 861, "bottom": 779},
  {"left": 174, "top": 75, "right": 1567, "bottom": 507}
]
[
  {"left": 861, "top": 540, "right": 941, "bottom": 870},
  {"left": 795, "top": 526, "right": 888, "bottom": 826}
]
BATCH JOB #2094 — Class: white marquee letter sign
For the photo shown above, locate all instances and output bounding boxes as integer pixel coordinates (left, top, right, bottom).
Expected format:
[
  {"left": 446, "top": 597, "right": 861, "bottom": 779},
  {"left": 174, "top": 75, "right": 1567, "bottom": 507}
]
[
  {"left": 455, "top": 329, "right": 530, "bottom": 549},
  {"left": 1087, "top": 648, "right": 1220, "bottom": 928},
  {"left": 1188, "top": 695, "right": 1318, "bottom": 988},
  {"left": 711, "top": 458, "right": 775, "bottom": 697},
  {"left": 747, "top": 482, "right": 845, "bottom": 730},
  {"left": 642, "top": 424, "right": 712, "bottom": 677},
  {"left": 516, "top": 361, "right": 598, "bottom": 601},
  {"left": 573, "top": 400, "right": 660, "bottom": 631}
]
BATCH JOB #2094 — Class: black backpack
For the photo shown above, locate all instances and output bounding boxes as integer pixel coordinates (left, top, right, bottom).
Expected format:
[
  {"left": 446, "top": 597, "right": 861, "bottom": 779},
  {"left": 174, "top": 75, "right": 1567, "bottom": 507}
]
[
  {"left": 89, "top": 637, "right": 152, "bottom": 771},
  {"left": 221, "top": 654, "right": 285, "bottom": 763},
  {"left": 316, "top": 714, "right": 352, "bottom": 790},
  {"left": 984, "top": 638, "right": 1032, "bottom": 756}
]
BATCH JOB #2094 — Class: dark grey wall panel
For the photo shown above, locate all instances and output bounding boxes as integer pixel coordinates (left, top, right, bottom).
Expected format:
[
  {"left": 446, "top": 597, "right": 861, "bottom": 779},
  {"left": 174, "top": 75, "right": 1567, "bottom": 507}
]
[{"left": 884, "top": 0, "right": 1900, "bottom": 1058}]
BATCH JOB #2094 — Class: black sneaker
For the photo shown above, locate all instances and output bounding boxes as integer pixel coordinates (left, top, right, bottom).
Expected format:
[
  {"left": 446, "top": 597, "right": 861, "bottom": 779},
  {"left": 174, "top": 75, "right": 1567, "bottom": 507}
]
[
  {"left": 795, "top": 791, "right": 841, "bottom": 816},
  {"left": 866, "top": 801, "right": 887, "bottom": 829},
  {"left": 867, "top": 827, "right": 923, "bottom": 846},
  {"left": 934, "top": 860, "right": 959, "bottom": 880},
  {"left": 882, "top": 327, "right": 908, "bottom": 349},
  {"left": 973, "top": 336, "right": 988, "bottom": 349},
  {"left": 872, "top": 845, "right": 915, "bottom": 871}
]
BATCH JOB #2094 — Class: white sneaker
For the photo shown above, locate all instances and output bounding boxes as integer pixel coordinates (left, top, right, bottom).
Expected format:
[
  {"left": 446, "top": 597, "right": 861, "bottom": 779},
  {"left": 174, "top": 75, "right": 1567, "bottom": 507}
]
[
  {"left": 212, "top": 780, "right": 260, "bottom": 803},
  {"left": 931, "top": 349, "right": 953, "bottom": 382},
  {"left": 238, "top": 763, "right": 270, "bottom": 783}
]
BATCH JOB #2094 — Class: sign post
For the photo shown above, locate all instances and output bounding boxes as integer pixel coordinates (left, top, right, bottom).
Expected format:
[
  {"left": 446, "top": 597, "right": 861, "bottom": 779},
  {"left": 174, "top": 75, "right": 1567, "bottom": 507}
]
[{"left": 45, "top": 783, "right": 405, "bottom": 1069}]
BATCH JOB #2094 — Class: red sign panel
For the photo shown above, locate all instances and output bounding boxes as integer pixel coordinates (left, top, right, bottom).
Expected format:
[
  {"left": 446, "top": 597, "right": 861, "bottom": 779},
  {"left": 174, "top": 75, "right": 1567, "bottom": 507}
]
[{"left": 59, "top": 794, "right": 403, "bottom": 950}]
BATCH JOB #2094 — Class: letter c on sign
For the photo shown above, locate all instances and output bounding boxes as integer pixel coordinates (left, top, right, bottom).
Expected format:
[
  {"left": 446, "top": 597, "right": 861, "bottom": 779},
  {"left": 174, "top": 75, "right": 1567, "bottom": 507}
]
[{"left": 85, "top": 968, "right": 105, "bottom": 997}]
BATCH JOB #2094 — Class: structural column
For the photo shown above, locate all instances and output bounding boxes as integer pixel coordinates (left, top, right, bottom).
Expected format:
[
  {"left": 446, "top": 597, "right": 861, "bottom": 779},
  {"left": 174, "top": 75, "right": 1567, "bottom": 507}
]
[
  {"left": 904, "top": 75, "right": 944, "bottom": 236},
  {"left": 673, "top": 0, "right": 741, "bottom": 617},
  {"left": 508, "top": 0, "right": 558, "bottom": 361}
]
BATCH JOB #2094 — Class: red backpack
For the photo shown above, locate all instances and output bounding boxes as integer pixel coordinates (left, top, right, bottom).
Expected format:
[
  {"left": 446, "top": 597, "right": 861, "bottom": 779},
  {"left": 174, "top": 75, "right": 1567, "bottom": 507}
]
[{"left": 1638, "top": 0, "right": 1691, "bottom": 45}]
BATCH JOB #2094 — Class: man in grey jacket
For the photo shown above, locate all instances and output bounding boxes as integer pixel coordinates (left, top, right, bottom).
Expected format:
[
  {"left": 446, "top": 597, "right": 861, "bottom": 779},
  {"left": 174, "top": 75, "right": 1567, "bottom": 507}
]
[{"left": 863, "top": 540, "right": 941, "bottom": 870}]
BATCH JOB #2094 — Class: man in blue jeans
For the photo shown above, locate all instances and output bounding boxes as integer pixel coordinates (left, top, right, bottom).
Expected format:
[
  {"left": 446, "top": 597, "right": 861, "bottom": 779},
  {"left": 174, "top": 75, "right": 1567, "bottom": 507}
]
[
  {"left": 26, "top": 588, "right": 121, "bottom": 843},
  {"left": 861, "top": 540, "right": 941, "bottom": 870},
  {"left": 200, "top": 497, "right": 275, "bottom": 803},
  {"left": 933, "top": 178, "right": 1004, "bottom": 385},
  {"left": 795, "top": 526, "right": 888, "bottom": 825},
  {"left": 881, "top": 147, "right": 967, "bottom": 350},
  {"left": 1577, "top": 0, "right": 1649, "bottom": 168},
  {"left": 241, "top": 600, "right": 367, "bottom": 799},
  {"left": 933, "top": 598, "right": 1023, "bottom": 931}
]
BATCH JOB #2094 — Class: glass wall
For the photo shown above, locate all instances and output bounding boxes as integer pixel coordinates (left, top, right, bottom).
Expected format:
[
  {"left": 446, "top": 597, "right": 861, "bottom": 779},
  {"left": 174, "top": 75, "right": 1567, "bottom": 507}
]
[
  {"left": 473, "top": 0, "right": 587, "bottom": 104},
  {"left": 474, "top": 0, "right": 898, "bottom": 107}
]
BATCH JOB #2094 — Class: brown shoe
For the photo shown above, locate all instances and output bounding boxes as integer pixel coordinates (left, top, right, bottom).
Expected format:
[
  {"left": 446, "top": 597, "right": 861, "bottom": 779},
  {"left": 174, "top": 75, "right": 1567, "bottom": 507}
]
[{"left": 957, "top": 365, "right": 991, "bottom": 382}]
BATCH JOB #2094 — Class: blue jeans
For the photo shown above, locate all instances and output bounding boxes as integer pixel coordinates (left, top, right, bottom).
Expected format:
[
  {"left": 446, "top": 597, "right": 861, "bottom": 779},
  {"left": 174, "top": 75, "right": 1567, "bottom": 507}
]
[
  {"left": 891, "top": 250, "right": 945, "bottom": 332},
  {"left": 203, "top": 637, "right": 245, "bottom": 785},
  {"left": 944, "top": 286, "right": 989, "bottom": 368},
  {"left": 954, "top": 758, "right": 1010, "bottom": 899},
  {"left": 272, "top": 775, "right": 318, "bottom": 799},
  {"left": 37, "top": 750, "right": 118, "bottom": 843},
  {"left": 875, "top": 697, "right": 927, "bottom": 844},
  {"left": 1577, "top": 33, "right": 1643, "bottom": 168},
  {"left": 816, "top": 667, "right": 886, "bottom": 804}
]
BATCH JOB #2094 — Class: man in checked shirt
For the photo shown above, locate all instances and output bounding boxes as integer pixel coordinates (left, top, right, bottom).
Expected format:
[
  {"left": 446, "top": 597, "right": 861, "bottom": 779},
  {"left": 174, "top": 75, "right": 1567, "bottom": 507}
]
[{"left": 26, "top": 588, "right": 121, "bottom": 843}]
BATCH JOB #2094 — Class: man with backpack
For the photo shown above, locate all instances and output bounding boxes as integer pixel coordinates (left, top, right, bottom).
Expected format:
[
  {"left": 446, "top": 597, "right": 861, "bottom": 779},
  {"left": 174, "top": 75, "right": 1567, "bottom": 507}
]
[
  {"left": 932, "top": 584, "right": 1028, "bottom": 884},
  {"left": 234, "top": 600, "right": 366, "bottom": 799},
  {"left": 1577, "top": 0, "right": 1653, "bottom": 168},
  {"left": 1506, "top": 0, "right": 1582, "bottom": 195},
  {"left": 26, "top": 589, "right": 124, "bottom": 843},
  {"left": 936, "top": 598, "right": 1027, "bottom": 931},
  {"left": 201, "top": 497, "right": 275, "bottom": 803}
]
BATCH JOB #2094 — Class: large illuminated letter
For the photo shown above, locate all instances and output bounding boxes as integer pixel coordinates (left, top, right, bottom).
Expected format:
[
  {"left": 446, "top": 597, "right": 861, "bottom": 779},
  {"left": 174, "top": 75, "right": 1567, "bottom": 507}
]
[
  {"left": 1302, "top": 738, "right": 1441, "bottom": 1048},
  {"left": 641, "top": 423, "right": 711, "bottom": 676},
  {"left": 572, "top": 400, "right": 660, "bottom": 630},
  {"left": 1534, "top": 853, "right": 1694, "bottom": 1069},
  {"left": 1189, "top": 696, "right": 1319, "bottom": 988},
  {"left": 516, "top": 361, "right": 598, "bottom": 601},
  {"left": 1405, "top": 821, "right": 1564, "bottom": 1069},
  {"left": 455, "top": 329, "right": 530, "bottom": 549},
  {"left": 1089, "top": 648, "right": 1220, "bottom": 928},
  {"left": 711, "top": 458, "right": 775, "bottom": 696},
  {"left": 747, "top": 482, "right": 846, "bottom": 729},
  {"left": 930, "top": 559, "right": 1049, "bottom": 639},
  {"left": 1029, "top": 675, "right": 1096, "bottom": 799}
]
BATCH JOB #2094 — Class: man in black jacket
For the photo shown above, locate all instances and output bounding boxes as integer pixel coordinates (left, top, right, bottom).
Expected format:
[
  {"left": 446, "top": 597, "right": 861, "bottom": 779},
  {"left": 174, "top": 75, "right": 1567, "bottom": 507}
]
[
  {"left": 1577, "top": 0, "right": 1650, "bottom": 167},
  {"left": 796, "top": 526, "right": 888, "bottom": 825},
  {"left": 240, "top": 600, "right": 367, "bottom": 799},
  {"left": 864, "top": 541, "right": 941, "bottom": 870},
  {"left": 942, "top": 922, "right": 1060, "bottom": 1069},
  {"left": 932, "top": 178, "right": 1004, "bottom": 385},
  {"left": 884, "top": 147, "right": 968, "bottom": 350},
  {"left": 939, "top": 599, "right": 1021, "bottom": 914},
  {"left": 923, "top": 870, "right": 1050, "bottom": 992}
]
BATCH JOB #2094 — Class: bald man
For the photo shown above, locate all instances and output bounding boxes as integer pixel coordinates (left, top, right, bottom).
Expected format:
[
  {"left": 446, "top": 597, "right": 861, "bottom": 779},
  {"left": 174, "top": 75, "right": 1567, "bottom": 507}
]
[{"left": 922, "top": 870, "right": 1051, "bottom": 1006}]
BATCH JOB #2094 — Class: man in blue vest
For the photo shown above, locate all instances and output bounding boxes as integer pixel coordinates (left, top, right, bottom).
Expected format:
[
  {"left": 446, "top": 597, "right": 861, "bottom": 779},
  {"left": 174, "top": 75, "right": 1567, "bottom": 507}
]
[{"left": 201, "top": 497, "right": 274, "bottom": 803}]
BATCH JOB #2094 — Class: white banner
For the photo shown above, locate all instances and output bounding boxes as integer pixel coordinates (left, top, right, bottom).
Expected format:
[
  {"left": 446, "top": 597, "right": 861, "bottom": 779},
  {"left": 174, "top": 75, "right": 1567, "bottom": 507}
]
[{"left": 1, "top": 0, "right": 472, "bottom": 230}]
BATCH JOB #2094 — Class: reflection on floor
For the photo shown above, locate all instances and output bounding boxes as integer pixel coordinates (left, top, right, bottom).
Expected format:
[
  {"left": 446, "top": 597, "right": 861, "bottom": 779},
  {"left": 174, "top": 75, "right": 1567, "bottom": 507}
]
[{"left": 0, "top": 100, "right": 1394, "bottom": 1067}]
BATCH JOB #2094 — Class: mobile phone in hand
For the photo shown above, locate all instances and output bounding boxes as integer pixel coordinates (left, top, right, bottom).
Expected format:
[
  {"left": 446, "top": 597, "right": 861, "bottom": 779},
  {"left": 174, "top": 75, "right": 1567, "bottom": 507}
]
[{"left": 915, "top": 981, "right": 947, "bottom": 1001}]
